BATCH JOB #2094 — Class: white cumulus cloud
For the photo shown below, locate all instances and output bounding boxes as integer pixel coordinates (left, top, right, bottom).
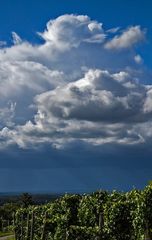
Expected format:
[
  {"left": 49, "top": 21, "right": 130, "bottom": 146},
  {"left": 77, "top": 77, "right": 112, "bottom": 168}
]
[
  {"left": 105, "top": 26, "right": 145, "bottom": 50},
  {"left": 0, "top": 14, "right": 151, "bottom": 149},
  {"left": 39, "top": 14, "right": 106, "bottom": 50}
]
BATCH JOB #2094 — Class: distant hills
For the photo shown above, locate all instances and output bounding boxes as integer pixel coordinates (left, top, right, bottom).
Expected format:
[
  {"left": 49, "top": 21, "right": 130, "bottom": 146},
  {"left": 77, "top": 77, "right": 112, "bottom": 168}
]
[{"left": 0, "top": 192, "right": 62, "bottom": 205}]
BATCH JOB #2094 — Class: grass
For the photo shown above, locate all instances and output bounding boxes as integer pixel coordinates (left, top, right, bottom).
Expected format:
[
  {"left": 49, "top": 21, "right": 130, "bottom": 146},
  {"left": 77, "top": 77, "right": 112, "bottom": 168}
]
[
  {"left": 0, "top": 232, "right": 13, "bottom": 237},
  {"left": 0, "top": 232, "right": 14, "bottom": 238}
]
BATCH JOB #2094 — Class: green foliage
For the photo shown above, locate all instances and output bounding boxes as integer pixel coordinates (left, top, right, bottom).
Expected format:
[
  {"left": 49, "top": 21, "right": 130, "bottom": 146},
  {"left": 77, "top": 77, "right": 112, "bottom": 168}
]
[
  {"left": 67, "top": 225, "right": 100, "bottom": 240},
  {"left": 104, "top": 198, "right": 133, "bottom": 239},
  {"left": 78, "top": 190, "right": 107, "bottom": 227},
  {"left": 14, "top": 186, "right": 152, "bottom": 240},
  {"left": 127, "top": 189, "right": 144, "bottom": 240},
  {"left": 0, "top": 202, "right": 19, "bottom": 232},
  {"left": 142, "top": 184, "right": 152, "bottom": 238}
]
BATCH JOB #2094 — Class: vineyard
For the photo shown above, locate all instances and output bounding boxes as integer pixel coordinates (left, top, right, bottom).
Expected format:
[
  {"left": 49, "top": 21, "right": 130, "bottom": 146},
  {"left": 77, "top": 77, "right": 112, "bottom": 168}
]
[{"left": 13, "top": 184, "right": 152, "bottom": 240}]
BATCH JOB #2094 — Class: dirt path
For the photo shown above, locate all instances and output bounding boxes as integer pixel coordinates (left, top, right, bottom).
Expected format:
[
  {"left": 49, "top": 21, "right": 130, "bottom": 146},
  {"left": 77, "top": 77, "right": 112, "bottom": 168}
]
[{"left": 0, "top": 235, "right": 14, "bottom": 240}]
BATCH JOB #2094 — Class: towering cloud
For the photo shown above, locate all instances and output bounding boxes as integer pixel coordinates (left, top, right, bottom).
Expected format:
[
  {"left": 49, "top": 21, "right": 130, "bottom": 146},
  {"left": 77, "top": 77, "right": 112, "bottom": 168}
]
[
  {"left": 39, "top": 14, "right": 106, "bottom": 50},
  {"left": 0, "top": 14, "right": 151, "bottom": 149}
]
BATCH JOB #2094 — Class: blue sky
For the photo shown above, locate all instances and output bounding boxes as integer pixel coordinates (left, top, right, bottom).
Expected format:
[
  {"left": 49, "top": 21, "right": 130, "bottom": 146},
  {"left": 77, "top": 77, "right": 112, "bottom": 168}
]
[
  {"left": 1, "top": 0, "right": 152, "bottom": 68},
  {"left": 0, "top": 0, "right": 152, "bottom": 193}
]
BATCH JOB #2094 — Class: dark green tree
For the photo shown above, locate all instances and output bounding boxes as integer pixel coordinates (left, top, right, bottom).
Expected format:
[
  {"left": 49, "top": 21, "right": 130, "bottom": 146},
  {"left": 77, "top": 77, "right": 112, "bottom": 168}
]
[{"left": 20, "top": 193, "right": 33, "bottom": 208}]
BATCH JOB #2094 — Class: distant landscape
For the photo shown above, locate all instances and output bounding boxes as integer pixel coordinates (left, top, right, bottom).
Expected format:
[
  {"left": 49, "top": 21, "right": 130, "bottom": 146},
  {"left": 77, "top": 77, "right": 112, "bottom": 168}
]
[{"left": 0, "top": 193, "right": 61, "bottom": 206}]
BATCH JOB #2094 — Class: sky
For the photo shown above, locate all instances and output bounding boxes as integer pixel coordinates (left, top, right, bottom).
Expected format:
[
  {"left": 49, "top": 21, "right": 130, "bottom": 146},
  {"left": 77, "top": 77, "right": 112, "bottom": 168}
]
[{"left": 0, "top": 0, "right": 152, "bottom": 193}]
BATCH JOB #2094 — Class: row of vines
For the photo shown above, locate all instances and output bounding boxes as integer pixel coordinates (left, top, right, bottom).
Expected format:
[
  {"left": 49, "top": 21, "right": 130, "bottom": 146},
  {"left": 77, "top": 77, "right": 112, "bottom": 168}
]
[{"left": 14, "top": 184, "right": 152, "bottom": 240}]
